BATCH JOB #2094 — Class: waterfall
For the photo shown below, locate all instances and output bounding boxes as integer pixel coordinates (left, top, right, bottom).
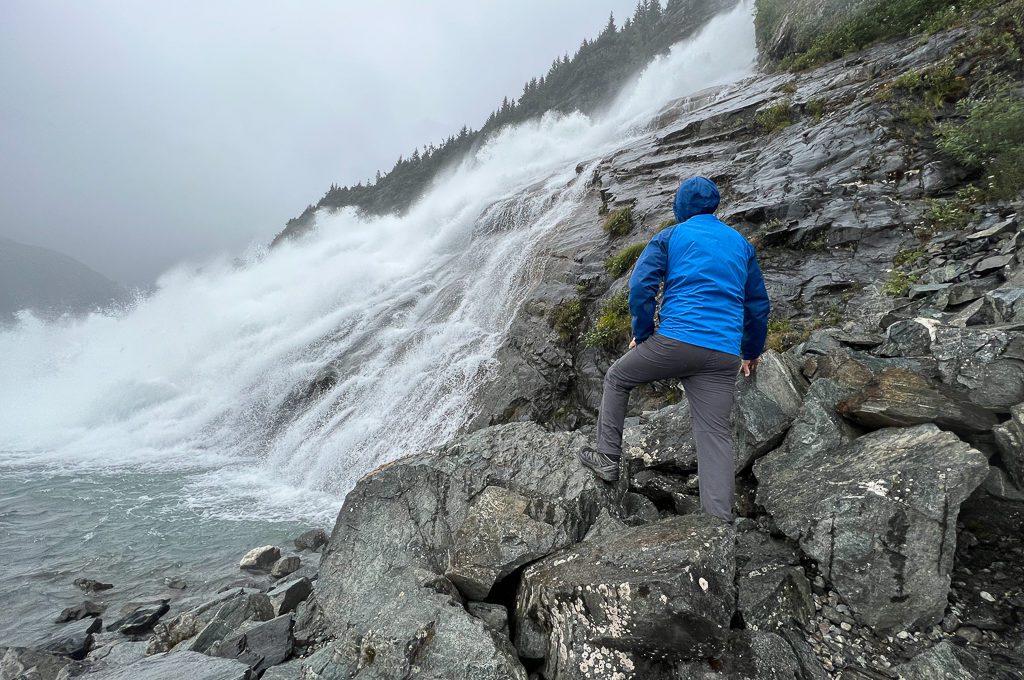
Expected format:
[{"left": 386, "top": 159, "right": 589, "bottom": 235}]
[{"left": 0, "top": 2, "right": 757, "bottom": 522}]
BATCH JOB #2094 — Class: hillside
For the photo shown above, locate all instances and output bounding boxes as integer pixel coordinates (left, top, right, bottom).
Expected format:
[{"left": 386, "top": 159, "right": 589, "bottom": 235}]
[{"left": 0, "top": 236, "right": 126, "bottom": 320}]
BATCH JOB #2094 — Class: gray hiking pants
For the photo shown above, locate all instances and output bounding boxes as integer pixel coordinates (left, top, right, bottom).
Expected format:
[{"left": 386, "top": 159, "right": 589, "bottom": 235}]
[{"left": 597, "top": 334, "right": 741, "bottom": 522}]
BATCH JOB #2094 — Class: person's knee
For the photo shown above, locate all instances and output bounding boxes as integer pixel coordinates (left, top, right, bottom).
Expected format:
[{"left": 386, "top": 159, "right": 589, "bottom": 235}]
[{"left": 604, "top": 362, "right": 626, "bottom": 389}]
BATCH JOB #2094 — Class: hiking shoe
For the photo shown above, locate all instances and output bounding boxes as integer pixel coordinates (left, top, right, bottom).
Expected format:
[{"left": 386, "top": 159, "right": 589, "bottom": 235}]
[{"left": 577, "top": 447, "right": 620, "bottom": 482}]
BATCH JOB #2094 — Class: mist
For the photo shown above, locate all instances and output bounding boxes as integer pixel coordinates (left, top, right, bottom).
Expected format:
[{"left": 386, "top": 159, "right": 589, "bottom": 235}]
[{"left": 0, "top": 0, "right": 640, "bottom": 286}]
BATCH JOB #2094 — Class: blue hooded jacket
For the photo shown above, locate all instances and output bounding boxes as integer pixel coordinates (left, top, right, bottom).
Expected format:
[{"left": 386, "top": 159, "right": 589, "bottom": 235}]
[{"left": 628, "top": 177, "right": 770, "bottom": 359}]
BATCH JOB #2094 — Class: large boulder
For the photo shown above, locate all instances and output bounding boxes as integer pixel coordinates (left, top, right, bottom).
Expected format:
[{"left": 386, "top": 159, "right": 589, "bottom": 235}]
[
  {"left": 146, "top": 589, "right": 273, "bottom": 655},
  {"left": 210, "top": 614, "right": 293, "bottom": 676},
  {"left": 674, "top": 630, "right": 802, "bottom": 679},
  {"left": 239, "top": 546, "right": 280, "bottom": 572},
  {"left": 756, "top": 418, "right": 989, "bottom": 631},
  {"left": 931, "top": 325, "right": 1024, "bottom": 410},
  {"left": 105, "top": 599, "right": 169, "bottom": 635},
  {"left": 734, "top": 530, "right": 813, "bottom": 633},
  {"left": 514, "top": 515, "right": 736, "bottom": 679},
  {"left": 317, "top": 423, "right": 611, "bottom": 680},
  {"left": 836, "top": 368, "right": 998, "bottom": 435},
  {"left": 40, "top": 617, "right": 102, "bottom": 660},
  {"left": 0, "top": 646, "right": 77, "bottom": 680}
]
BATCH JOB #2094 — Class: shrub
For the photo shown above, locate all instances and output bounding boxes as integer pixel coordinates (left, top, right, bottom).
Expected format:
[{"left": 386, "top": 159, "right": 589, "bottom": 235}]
[
  {"left": 658, "top": 218, "right": 677, "bottom": 230},
  {"left": 755, "top": 101, "right": 794, "bottom": 132},
  {"left": 551, "top": 297, "right": 585, "bottom": 344},
  {"left": 765, "top": 318, "right": 805, "bottom": 353},
  {"left": 893, "top": 247, "right": 925, "bottom": 267},
  {"left": 584, "top": 290, "right": 632, "bottom": 350},
  {"left": 602, "top": 206, "right": 634, "bottom": 237},
  {"left": 882, "top": 271, "right": 919, "bottom": 297},
  {"left": 807, "top": 98, "right": 827, "bottom": 121},
  {"left": 937, "top": 88, "right": 1024, "bottom": 199},
  {"left": 606, "top": 242, "right": 647, "bottom": 278}
]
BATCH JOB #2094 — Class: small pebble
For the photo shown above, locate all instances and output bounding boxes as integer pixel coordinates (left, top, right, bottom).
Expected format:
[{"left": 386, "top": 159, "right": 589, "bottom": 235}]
[
  {"left": 980, "top": 591, "right": 995, "bottom": 602},
  {"left": 840, "top": 622, "right": 852, "bottom": 632}
]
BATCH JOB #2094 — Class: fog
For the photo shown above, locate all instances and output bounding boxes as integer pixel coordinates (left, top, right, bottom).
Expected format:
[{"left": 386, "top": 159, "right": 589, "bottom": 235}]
[{"left": 0, "top": 0, "right": 639, "bottom": 286}]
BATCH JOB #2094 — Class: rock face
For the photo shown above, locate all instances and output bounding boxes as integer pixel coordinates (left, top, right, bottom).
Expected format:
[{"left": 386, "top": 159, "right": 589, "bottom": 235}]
[
  {"left": 994, "top": 403, "right": 1024, "bottom": 488},
  {"left": 317, "top": 423, "right": 611, "bottom": 679},
  {"left": 756, "top": 424, "right": 988, "bottom": 630},
  {"left": 515, "top": 515, "right": 736, "bottom": 679},
  {"left": 211, "top": 614, "right": 293, "bottom": 676},
  {"left": 0, "top": 646, "right": 76, "bottom": 680}
]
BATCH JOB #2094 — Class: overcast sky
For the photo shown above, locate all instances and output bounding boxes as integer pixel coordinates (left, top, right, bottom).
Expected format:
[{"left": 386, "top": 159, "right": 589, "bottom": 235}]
[{"left": 0, "top": 1, "right": 640, "bottom": 286}]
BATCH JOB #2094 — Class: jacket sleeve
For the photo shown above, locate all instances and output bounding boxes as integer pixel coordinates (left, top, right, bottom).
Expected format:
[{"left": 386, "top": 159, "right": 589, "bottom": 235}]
[
  {"left": 741, "top": 248, "right": 770, "bottom": 360},
  {"left": 628, "top": 230, "right": 670, "bottom": 343}
]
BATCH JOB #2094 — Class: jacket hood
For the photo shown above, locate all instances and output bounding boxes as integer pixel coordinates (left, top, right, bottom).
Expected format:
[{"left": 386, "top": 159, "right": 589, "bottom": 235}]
[{"left": 673, "top": 176, "right": 721, "bottom": 223}]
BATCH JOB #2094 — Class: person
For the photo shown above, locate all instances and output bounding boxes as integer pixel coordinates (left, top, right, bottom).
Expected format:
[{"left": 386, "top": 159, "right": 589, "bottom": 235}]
[{"left": 578, "top": 176, "right": 770, "bottom": 523}]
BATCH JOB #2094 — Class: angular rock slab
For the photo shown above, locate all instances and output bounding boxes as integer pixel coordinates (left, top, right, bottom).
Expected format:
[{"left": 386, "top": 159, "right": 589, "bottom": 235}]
[
  {"left": 931, "top": 325, "right": 1024, "bottom": 409},
  {"left": 445, "top": 485, "right": 575, "bottom": 600},
  {"left": 267, "top": 577, "right": 312, "bottom": 616},
  {"left": 731, "top": 350, "right": 806, "bottom": 471},
  {"left": 82, "top": 651, "right": 254, "bottom": 680},
  {"left": 211, "top": 613, "right": 293, "bottom": 676},
  {"left": 837, "top": 368, "right": 998, "bottom": 435},
  {"left": 515, "top": 515, "right": 735, "bottom": 679},
  {"left": 318, "top": 423, "right": 611, "bottom": 680},
  {"left": 735, "top": 530, "right": 812, "bottom": 633},
  {"left": 0, "top": 646, "right": 76, "bottom": 680},
  {"left": 756, "top": 423, "right": 988, "bottom": 631},
  {"left": 239, "top": 546, "right": 280, "bottom": 572}
]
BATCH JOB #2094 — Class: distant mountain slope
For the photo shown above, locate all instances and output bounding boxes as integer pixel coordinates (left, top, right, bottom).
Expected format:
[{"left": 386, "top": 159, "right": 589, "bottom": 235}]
[
  {"left": 0, "top": 236, "right": 127, "bottom": 318},
  {"left": 272, "top": 0, "right": 736, "bottom": 245}
]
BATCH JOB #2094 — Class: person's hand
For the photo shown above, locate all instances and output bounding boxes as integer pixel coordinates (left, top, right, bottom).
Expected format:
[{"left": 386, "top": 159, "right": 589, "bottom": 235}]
[
  {"left": 629, "top": 337, "right": 637, "bottom": 350},
  {"left": 741, "top": 357, "right": 759, "bottom": 377}
]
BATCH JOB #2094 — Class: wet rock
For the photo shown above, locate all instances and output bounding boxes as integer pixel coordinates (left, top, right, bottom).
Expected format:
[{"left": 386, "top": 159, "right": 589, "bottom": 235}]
[
  {"left": 515, "top": 515, "right": 735, "bottom": 678},
  {"left": 74, "top": 578, "right": 113, "bottom": 593},
  {"left": 630, "top": 469, "right": 697, "bottom": 514},
  {"left": 82, "top": 651, "right": 255, "bottom": 680},
  {"left": 211, "top": 613, "right": 293, "bottom": 677},
  {"left": 40, "top": 617, "right": 102, "bottom": 660},
  {"left": 582, "top": 507, "right": 628, "bottom": 542},
  {"left": 623, "top": 400, "right": 699, "bottom": 473},
  {"left": 186, "top": 591, "right": 275, "bottom": 654},
  {"left": 891, "top": 641, "right": 977, "bottom": 679},
  {"left": 947, "top": 276, "right": 1001, "bottom": 306},
  {"left": 239, "top": 546, "right": 280, "bottom": 572},
  {"left": 292, "top": 529, "right": 328, "bottom": 553},
  {"left": 994, "top": 404, "right": 1024, "bottom": 488},
  {"left": 55, "top": 600, "right": 105, "bottom": 623},
  {"left": 0, "top": 646, "right": 76, "bottom": 680},
  {"left": 105, "top": 599, "right": 170, "bottom": 636},
  {"left": 260, "top": 658, "right": 303, "bottom": 680},
  {"left": 445, "top": 485, "right": 575, "bottom": 600},
  {"left": 147, "top": 589, "right": 273, "bottom": 655},
  {"left": 756, "top": 423, "right": 988, "bottom": 631},
  {"left": 163, "top": 577, "right": 188, "bottom": 590},
  {"left": 269, "top": 556, "right": 300, "bottom": 579},
  {"left": 317, "top": 423, "right": 610, "bottom": 680},
  {"left": 836, "top": 368, "right": 999, "bottom": 435},
  {"left": 978, "top": 288, "right": 1024, "bottom": 324},
  {"left": 88, "top": 639, "right": 149, "bottom": 667},
  {"left": 267, "top": 577, "right": 312, "bottom": 616},
  {"left": 736, "top": 531, "right": 813, "bottom": 633},
  {"left": 977, "top": 466, "right": 1024, "bottom": 502},
  {"left": 675, "top": 630, "right": 801, "bottom": 679}
]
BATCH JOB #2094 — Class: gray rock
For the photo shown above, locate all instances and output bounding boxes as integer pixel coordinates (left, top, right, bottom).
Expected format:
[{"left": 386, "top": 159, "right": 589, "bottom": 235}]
[
  {"left": 675, "top": 630, "right": 802, "bottom": 679},
  {"left": 836, "top": 368, "right": 999, "bottom": 435},
  {"left": 186, "top": 592, "right": 275, "bottom": 654},
  {"left": 630, "top": 469, "right": 698, "bottom": 514},
  {"left": 0, "top": 647, "right": 75, "bottom": 680},
  {"left": 735, "top": 532, "right": 813, "bottom": 634},
  {"left": 465, "top": 603, "right": 509, "bottom": 637},
  {"left": 73, "top": 578, "right": 113, "bottom": 593},
  {"left": 260, "top": 658, "right": 304, "bottom": 680},
  {"left": 317, "top": 423, "right": 610, "bottom": 680},
  {"left": 623, "top": 400, "right": 699, "bottom": 473},
  {"left": 581, "top": 508, "right": 628, "bottom": 542},
  {"left": 269, "top": 556, "right": 300, "bottom": 579},
  {"left": 81, "top": 651, "right": 254, "bottom": 680},
  {"left": 994, "top": 403, "right": 1024, "bottom": 488},
  {"left": 147, "top": 589, "right": 273, "bottom": 655},
  {"left": 162, "top": 577, "right": 188, "bottom": 590},
  {"left": 239, "top": 546, "right": 280, "bottom": 572},
  {"left": 445, "top": 485, "right": 576, "bottom": 600},
  {"left": 55, "top": 601, "right": 105, "bottom": 623},
  {"left": 947, "top": 276, "right": 1001, "bottom": 306},
  {"left": 978, "top": 287, "right": 1024, "bottom": 324},
  {"left": 891, "top": 641, "right": 977, "bottom": 679},
  {"left": 40, "top": 617, "right": 101, "bottom": 660},
  {"left": 875, "top": 318, "right": 935, "bottom": 358},
  {"left": 211, "top": 614, "right": 293, "bottom": 676},
  {"left": 267, "top": 577, "right": 312, "bottom": 616},
  {"left": 292, "top": 529, "right": 328, "bottom": 552},
  {"left": 978, "top": 466, "right": 1024, "bottom": 502},
  {"left": 732, "top": 350, "right": 807, "bottom": 471},
  {"left": 87, "top": 640, "right": 149, "bottom": 666},
  {"left": 515, "top": 515, "right": 735, "bottom": 679},
  {"left": 932, "top": 325, "right": 1024, "bottom": 409},
  {"left": 975, "top": 254, "right": 1013, "bottom": 275},
  {"left": 105, "top": 599, "right": 169, "bottom": 635},
  {"left": 756, "top": 424, "right": 988, "bottom": 630}
]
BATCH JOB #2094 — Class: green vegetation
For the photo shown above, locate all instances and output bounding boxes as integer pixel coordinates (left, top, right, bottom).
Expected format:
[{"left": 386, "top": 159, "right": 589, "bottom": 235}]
[
  {"left": 780, "top": 80, "right": 798, "bottom": 95},
  {"left": 603, "top": 206, "right": 635, "bottom": 237},
  {"left": 551, "top": 297, "right": 585, "bottom": 344},
  {"left": 806, "top": 98, "right": 827, "bottom": 121},
  {"left": 777, "top": 0, "right": 990, "bottom": 71},
  {"left": 937, "top": 87, "right": 1024, "bottom": 199},
  {"left": 882, "top": 271, "right": 920, "bottom": 297},
  {"left": 924, "top": 186, "right": 985, "bottom": 232},
  {"left": 584, "top": 290, "right": 632, "bottom": 350},
  {"left": 755, "top": 100, "right": 795, "bottom": 132},
  {"left": 606, "top": 242, "right": 647, "bottom": 278},
  {"left": 658, "top": 218, "right": 677, "bottom": 230},
  {"left": 765, "top": 318, "right": 803, "bottom": 353},
  {"left": 893, "top": 247, "right": 926, "bottom": 267},
  {"left": 877, "top": 62, "right": 969, "bottom": 126}
]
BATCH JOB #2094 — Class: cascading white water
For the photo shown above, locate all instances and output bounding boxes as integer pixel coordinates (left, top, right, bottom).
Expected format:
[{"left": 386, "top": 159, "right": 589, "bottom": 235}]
[{"left": 0, "top": 2, "right": 757, "bottom": 523}]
